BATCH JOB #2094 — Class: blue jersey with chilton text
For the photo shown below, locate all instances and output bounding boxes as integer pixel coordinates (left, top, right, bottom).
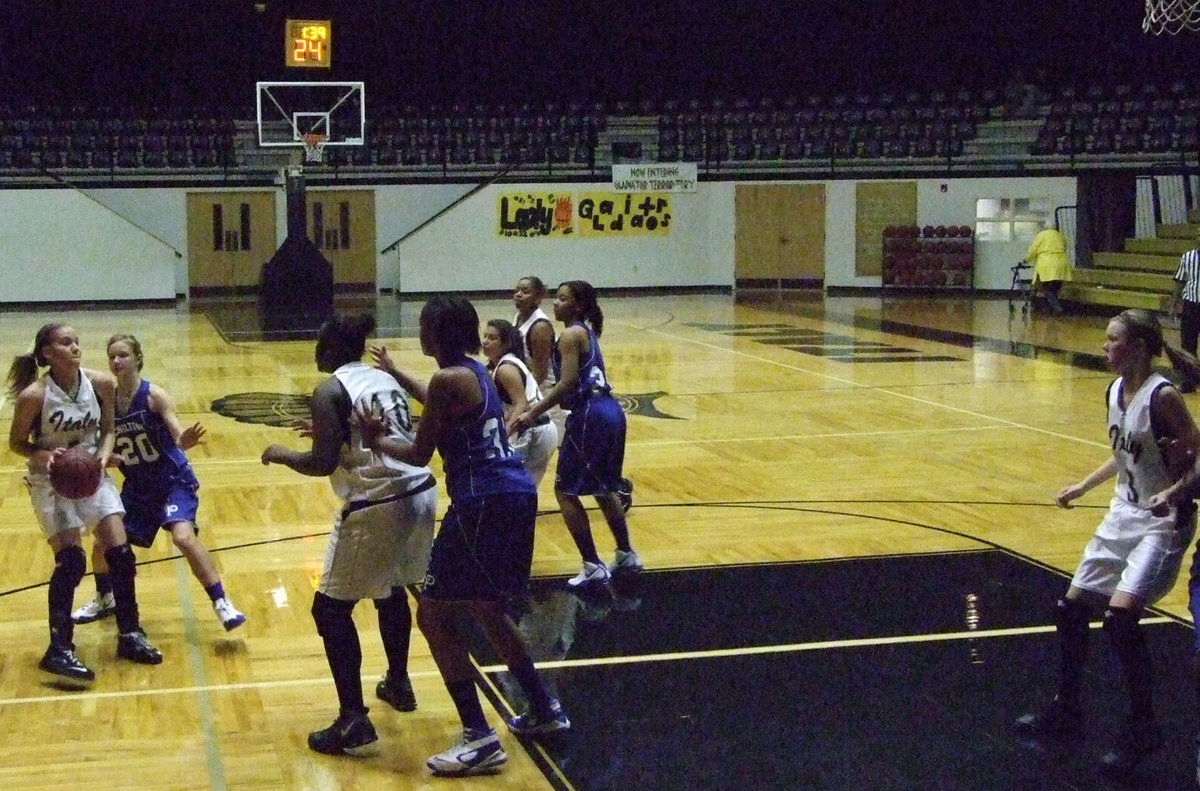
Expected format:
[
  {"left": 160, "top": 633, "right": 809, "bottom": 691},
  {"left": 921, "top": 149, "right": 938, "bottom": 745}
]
[{"left": 113, "top": 380, "right": 198, "bottom": 496}]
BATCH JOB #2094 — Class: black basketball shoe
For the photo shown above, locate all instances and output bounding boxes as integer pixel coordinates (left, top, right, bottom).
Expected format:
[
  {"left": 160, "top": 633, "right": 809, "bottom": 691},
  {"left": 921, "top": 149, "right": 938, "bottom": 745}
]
[
  {"left": 1013, "top": 695, "right": 1082, "bottom": 738},
  {"left": 308, "top": 709, "right": 378, "bottom": 756},
  {"left": 117, "top": 631, "right": 163, "bottom": 665},
  {"left": 1100, "top": 722, "right": 1163, "bottom": 777},
  {"left": 39, "top": 644, "right": 95, "bottom": 689},
  {"left": 376, "top": 671, "right": 417, "bottom": 712}
]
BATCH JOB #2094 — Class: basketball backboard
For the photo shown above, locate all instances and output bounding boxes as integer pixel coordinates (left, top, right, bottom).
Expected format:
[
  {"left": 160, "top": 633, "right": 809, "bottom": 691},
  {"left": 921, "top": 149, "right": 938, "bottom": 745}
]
[{"left": 256, "top": 81, "right": 365, "bottom": 150}]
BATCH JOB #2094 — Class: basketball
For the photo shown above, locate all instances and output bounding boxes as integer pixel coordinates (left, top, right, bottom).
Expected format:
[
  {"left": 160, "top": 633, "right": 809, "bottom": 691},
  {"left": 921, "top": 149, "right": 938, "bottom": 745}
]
[{"left": 49, "top": 446, "right": 103, "bottom": 499}]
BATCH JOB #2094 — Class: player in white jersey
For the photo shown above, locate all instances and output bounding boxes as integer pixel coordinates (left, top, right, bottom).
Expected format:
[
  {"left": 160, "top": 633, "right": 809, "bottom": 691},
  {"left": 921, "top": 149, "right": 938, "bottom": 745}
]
[
  {"left": 262, "top": 314, "right": 436, "bottom": 756},
  {"left": 482, "top": 318, "right": 557, "bottom": 486},
  {"left": 6, "top": 323, "right": 162, "bottom": 688},
  {"left": 513, "top": 275, "right": 556, "bottom": 389},
  {"left": 1015, "top": 309, "right": 1200, "bottom": 777}
]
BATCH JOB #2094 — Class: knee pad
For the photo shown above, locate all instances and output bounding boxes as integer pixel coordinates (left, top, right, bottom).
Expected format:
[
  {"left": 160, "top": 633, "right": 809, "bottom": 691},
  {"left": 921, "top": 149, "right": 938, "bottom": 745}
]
[
  {"left": 53, "top": 545, "right": 87, "bottom": 588},
  {"left": 373, "top": 586, "right": 406, "bottom": 611},
  {"left": 1055, "top": 597, "right": 1091, "bottom": 632},
  {"left": 311, "top": 592, "right": 356, "bottom": 639},
  {"left": 1103, "top": 607, "right": 1145, "bottom": 649},
  {"left": 103, "top": 543, "right": 137, "bottom": 577}
]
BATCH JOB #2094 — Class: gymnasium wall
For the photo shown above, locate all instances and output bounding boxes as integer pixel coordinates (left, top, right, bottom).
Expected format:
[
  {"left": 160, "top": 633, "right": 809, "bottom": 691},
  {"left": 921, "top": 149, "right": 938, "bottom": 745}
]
[{"left": 0, "top": 176, "right": 1076, "bottom": 302}]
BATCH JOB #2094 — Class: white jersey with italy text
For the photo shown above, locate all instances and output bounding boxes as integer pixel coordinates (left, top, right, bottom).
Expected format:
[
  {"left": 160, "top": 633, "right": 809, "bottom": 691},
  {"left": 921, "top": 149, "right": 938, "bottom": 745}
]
[
  {"left": 331, "top": 361, "right": 432, "bottom": 503},
  {"left": 29, "top": 370, "right": 102, "bottom": 477},
  {"left": 1107, "top": 372, "right": 1174, "bottom": 513}
]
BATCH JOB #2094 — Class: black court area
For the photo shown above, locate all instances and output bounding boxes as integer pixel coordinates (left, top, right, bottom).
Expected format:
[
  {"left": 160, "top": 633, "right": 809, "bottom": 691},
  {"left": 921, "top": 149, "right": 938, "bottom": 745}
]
[{"left": 465, "top": 549, "right": 1198, "bottom": 791}]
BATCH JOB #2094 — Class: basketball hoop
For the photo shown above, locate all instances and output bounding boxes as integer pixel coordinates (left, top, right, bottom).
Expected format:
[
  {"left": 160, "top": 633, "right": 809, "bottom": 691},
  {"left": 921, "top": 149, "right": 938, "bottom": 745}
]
[
  {"left": 1144, "top": 0, "right": 1200, "bottom": 34},
  {"left": 302, "top": 133, "right": 328, "bottom": 163}
]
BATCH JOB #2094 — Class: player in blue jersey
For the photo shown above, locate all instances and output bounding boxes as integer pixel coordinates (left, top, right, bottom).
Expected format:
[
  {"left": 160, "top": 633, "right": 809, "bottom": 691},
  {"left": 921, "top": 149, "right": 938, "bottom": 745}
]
[
  {"left": 511, "top": 280, "right": 641, "bottom": 588},
  {"left": 263, "top": 314, "right": 437, "bottom": 757},
  {"left": 7, "top": 323, "right": 162, "bottom": 688},
  {"left": 365, "top": 295, "right": 569, "bottom": 777},
  {"left": 71, "top": 334, "right": 245, "bottom": 632}
]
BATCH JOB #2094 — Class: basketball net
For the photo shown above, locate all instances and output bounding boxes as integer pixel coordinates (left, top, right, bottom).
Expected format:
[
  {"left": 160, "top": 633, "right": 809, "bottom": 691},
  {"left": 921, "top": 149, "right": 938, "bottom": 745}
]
[
  {"left": 1144, "top": 0, "right": 1200, "bottom": 34},
  {"left": 302, "top": 133, "right": 328, "bottom": 163}
]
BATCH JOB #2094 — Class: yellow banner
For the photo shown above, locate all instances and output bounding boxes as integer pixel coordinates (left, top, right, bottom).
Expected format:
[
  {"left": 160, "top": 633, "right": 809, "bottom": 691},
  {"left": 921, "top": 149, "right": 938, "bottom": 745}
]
[
  {"left": 498, "top": 192, "right": 574, "bottom": 237},
  {"left": 578, "top": 192, "right": 671, "bottom": 237}
]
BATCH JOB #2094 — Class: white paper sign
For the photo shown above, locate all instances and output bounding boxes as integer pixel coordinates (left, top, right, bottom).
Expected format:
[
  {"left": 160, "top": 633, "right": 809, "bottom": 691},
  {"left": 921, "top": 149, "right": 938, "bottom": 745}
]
[{"left": 611, "top": 162, "right": 697, "bottom": 193}]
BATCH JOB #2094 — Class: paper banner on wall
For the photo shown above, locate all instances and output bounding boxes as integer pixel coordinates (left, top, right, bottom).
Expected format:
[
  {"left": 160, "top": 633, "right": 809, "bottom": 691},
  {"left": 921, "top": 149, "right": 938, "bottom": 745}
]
[
  {"left": 498, "top": 193, "right": 574, "bottom": 237},
  {"left": 578, "top": 192, "right": 671, "bottom": 237},
  {"left": 612, "top": 163, "right": 697, "bottom": 192}
]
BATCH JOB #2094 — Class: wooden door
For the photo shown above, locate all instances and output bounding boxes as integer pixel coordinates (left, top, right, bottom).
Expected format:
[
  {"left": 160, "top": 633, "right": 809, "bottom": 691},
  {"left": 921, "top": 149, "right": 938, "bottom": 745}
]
[
  {"left": 186, "top": 192, "right": 277, "bottom": 293},
  {"left": 855, "top": 182, "right": 918, "bottom": 277},
  {"left": 734, "top": 184, "right": 826, "bottom": 287},
  {"left": 306, "top": 189, "right": 376, "bottom": 288}
]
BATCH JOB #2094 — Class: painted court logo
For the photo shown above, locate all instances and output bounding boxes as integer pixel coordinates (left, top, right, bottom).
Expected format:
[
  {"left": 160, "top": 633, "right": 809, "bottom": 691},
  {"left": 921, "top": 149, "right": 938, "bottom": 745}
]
[{"left": 210, "top": 392, "right": 313, "bottom": 427}]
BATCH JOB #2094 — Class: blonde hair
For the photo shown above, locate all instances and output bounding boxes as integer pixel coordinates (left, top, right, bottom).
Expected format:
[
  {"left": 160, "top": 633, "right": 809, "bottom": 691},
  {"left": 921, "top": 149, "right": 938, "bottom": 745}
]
[
  {"left": 1116, "top": 309, "right": 1200, "bottom": 383},
  {"left": 107, "top": 333, "right": 145, "bottom": 372}
]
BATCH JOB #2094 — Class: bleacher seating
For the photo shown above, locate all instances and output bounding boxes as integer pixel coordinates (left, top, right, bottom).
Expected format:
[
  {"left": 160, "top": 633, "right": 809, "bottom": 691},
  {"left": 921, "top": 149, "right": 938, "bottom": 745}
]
[{"left": 1, "top": 77, "right": 1198, "bottom": 179}]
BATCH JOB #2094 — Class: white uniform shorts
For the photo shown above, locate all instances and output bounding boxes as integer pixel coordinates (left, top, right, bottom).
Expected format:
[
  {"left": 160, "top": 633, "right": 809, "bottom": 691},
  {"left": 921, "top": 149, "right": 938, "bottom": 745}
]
[
  {"left": 319, "top": 485, "right": 437, "bottom": 601},
  {"left": 1071, "top": 497, "right": 1196, "bottom": 605},
  {"left": 26, "top": 472, "right": 125, "bottom": 540},
  {"left": 511, "top": 421, "right": 557, "bottom": 487}
]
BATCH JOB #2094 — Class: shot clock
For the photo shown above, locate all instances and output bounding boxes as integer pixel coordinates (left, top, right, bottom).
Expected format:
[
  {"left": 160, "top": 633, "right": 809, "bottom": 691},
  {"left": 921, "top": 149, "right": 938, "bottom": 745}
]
[{"left": 285, "top": 19, "right": 331, "bottom": 68}]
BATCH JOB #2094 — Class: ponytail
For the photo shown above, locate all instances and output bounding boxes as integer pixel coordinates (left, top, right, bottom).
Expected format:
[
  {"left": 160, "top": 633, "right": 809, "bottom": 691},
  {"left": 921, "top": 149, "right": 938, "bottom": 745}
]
[
  {"left": 7, "top": 322, "right": 62, "bottom": 399},
  {"left": 6, "top": 352, "right": 39, "bottom": 399},
  {"left": 1164, "top": 342, "right": 1200, "bottom": 386}
]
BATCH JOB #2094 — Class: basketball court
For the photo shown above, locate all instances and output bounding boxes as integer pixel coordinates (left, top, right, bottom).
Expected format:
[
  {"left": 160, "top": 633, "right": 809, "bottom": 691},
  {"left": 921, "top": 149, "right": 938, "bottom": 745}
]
[
  {"left": 1, "top": 290, "right": 1198, "bottom": 790},
  {"left": 2, "top": 3, "right": 1200, "bottom": 789}
]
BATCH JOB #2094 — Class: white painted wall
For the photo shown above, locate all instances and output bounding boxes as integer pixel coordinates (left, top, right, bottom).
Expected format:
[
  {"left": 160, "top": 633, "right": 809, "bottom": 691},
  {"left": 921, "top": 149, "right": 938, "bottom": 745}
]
[
  {"left": 0, "top": 189, "right": 178, "bottom": 301},
  {"left": 376, "top": 181, "right": 735, "bottom": 293},
  {"left": 822, "top": 176, "right": 1077, "bottom": 290},
  {"left": 0, "top": 176, "right": 1077, "bottom": 302}
]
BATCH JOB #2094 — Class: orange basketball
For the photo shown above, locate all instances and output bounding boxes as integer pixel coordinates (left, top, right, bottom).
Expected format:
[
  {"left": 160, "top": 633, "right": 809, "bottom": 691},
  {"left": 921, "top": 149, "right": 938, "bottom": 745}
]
[{"left": 49, "top": 445, "right": 103, "bottom": 499}]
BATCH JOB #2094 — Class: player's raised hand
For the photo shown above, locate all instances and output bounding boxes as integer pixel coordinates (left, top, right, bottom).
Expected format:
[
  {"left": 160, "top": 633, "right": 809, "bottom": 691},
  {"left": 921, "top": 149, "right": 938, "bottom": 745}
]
[
  {"left": 369, "top": 344, "right": 395, "bottom": 373},
  {"left": 179, "top": 421, "right": 207, "bottom": 450},
  {"left": 291, "top": 418, "right": 314, "bottom": 438},
  {"left": 357, "top": 406, "right": 387, "bottom": 450}
]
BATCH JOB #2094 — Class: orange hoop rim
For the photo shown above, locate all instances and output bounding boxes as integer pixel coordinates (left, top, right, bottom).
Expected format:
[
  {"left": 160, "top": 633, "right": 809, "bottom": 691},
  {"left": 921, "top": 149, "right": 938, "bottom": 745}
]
[{"left": 301, "top": 133, "right": 328, "bottom": 162}]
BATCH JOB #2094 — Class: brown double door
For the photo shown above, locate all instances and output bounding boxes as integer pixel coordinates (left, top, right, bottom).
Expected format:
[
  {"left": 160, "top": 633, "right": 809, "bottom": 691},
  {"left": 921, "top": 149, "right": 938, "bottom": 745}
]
[
  {"left": 187, "top": 189, "right": 376, "bottom": 293},
  {"left": 734, "top": 183, "right": 826, "bottom": 288}
]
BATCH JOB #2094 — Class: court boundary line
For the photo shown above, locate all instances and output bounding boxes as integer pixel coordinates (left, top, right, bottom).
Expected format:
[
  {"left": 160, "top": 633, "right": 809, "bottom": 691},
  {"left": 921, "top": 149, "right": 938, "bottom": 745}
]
[{"left": 0, "top": 618, "right": 1174, "bottom": 708}]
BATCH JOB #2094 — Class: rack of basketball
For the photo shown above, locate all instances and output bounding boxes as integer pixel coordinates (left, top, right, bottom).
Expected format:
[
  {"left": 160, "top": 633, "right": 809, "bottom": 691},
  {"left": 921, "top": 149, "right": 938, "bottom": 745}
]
[{"left": 881, "top": 225, "right": 975, "bottom": 288}]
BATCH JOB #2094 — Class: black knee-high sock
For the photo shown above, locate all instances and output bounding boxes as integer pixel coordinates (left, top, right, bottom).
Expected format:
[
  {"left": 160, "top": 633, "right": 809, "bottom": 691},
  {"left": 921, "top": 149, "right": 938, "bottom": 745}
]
[
  {"left": 94, "top": 572, "right": 113, "bottom": 597},
  {"left": 312, "top": 592, "right": 365, "bottom": 714},
  {"left": 1055, "top": 598, "right": 1091, "bottom": 705},
  {"left": 605, "top": 507, "right": 633, "bottom": 553},
  {"left": 49, "top": 546, "right": 86, "bottom": 648},
  {"left": 508, "top": 655, "right": 554, "bottom": 717},
  {"left": 104, "top": 544, "right": 140, "bottom": 634},
  {"left": 1105, "top": 607, "right": 1155, "bottom": 724},
  {"left": 376, "top": 587, "right": 412, "bottom": 678},
  {"left": 446, "top": 678, "right": 488, "bottom": 731}
]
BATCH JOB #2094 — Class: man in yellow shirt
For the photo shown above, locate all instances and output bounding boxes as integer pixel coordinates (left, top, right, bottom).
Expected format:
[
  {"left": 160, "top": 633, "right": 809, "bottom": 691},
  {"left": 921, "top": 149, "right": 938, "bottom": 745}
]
[{"left": 1024, "top": 222, "right": 1073, "bottom": 315}]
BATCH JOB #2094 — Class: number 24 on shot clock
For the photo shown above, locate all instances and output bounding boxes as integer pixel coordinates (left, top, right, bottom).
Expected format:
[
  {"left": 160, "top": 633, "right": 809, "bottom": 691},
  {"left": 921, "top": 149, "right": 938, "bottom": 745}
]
[{"left": 286, "top": 19, "right": 331, "bottom": 68}]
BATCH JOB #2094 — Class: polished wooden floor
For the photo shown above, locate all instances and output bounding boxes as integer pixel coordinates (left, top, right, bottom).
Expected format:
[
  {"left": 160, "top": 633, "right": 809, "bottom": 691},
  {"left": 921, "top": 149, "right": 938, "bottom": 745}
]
[{"left": 0, "top": 292, "right": 1196, "bottom": 790}]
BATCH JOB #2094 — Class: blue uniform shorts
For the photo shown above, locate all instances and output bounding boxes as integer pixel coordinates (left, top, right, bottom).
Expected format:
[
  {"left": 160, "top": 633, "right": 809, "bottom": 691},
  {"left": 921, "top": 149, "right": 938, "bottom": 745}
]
[
  {"left": 422, "top": 492, "right": 536, "bottom": 603},
  {"left": 555, "top": 394, "right": 626, "bottom": 496},
  {"left": 122, "top": 482, "right": 200, "bottom": 548}
]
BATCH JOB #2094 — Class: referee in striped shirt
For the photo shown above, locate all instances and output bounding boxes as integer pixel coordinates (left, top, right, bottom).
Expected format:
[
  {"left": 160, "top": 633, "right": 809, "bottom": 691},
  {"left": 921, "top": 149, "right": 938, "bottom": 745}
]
[{"left": 1172, "top": 234, "right": 1200, "bottom": 393}]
